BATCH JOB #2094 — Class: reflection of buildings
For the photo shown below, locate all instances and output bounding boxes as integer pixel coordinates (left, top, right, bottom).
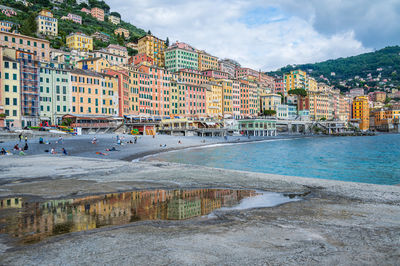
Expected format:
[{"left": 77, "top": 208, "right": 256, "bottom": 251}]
[{"left": 0, "top": 189, "right": 257, "bottom": 244}]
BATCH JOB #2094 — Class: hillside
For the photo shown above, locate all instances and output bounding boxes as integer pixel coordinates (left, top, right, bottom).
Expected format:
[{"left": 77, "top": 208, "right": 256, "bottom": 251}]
[
  {"left": 0, "top": 0, "right": 147, "bottom": 53},
  {"left": 267, "top": 46, "right": 400, "bottom": 91}
]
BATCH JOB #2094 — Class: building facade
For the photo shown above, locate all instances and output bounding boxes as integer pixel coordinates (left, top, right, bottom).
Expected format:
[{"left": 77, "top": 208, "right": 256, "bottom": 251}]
[
  {"left": 138, "top": 34, "right": 166, "bottom": 68},
  {"left": 352, "top": 95, "right": 370, "bottom": 131},
  {"left": 0, "top": 32, "right": 51, "bottom": 61},
  {"left": 108, "top": 15, "right": 120, "bottom": 25},
  {"left": 66, "top": 32, "right": 93, "bottom": 52},
  {"left": 36, "top": 10, "right": 58, "bottom": 36},
  {"left": 114, "top": 28, "right": 129, "bottom": 39},
  {"left": 197, "top": 50, "right": 218, "bottom": 71},
  {"left": 91, "top": 7, "right": 104, "bottom": 21},
  {"left": 165, "top": 42, "right": 198, "bottom": 73}
]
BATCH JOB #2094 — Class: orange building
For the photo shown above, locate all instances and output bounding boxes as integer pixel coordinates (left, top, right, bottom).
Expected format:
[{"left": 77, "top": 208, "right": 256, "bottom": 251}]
[
  {"left": 352, "top": 96, "right": 370, "bottom": 131},
  {"left": 239, "top": 79, "right": 258, "bottom": 118},
  {"left": 0, "top": 31, "right": 50, "bottom": 61},
  {"left": 70, "top": 69, "right": 118, "bottom": 116},
  {"left": 91, "top": 7, "right": 104, "bottom": 21}
]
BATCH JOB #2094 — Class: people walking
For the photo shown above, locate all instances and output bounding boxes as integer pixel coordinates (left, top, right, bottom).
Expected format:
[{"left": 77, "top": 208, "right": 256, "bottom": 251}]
[
  {"left": 24, "top": 136, "right": 28, "bottom": 143},
  {"left": 18, "top": 134, "right": 22, "bottom": 142}
]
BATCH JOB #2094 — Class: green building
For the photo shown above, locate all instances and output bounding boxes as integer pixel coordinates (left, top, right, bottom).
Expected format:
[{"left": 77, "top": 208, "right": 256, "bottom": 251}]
[
  {"left": 39, "top": 62, "right": 71, "bottom": 125},
  {"left": 164, "top": 42, "right": 198, "bottom": 73}
]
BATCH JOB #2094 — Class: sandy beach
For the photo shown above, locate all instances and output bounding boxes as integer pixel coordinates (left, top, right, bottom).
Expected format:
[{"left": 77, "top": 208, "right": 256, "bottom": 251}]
[{"left": 0, "top": 133, "right": 399, "bottom": 265}]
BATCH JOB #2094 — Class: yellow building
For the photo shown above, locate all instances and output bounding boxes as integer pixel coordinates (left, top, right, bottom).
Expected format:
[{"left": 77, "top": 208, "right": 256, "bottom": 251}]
[
  {"left": 114, "top": 28, "right": 129, "bottom": 39},
  {"left": 308, "top": 91, "right": 331, "bottom": 120},
  {"left": 284, "top": 70, "right": 308, "bottom": 92},
  {"left": 1, "top": 53, "right": 21, "bottom": 128},
  {"left": 138, "top": 34, "right": 166, "bottom": 68},
  {"left": 308, "top": 77, "right": 318, "bottom": 92},
  {"left": 205, "top": 81, "right": 223, "bottom": 118},
  {"left": 76, "top": 57, "right": 110, "bottom": 72},
  {"left": 70, "top": 69, "right": 118, "bottom": 115},
  {"left": 197, "top": 50, "right": 218, "bottom": 71},
  {"left": 168, "top": 73, "right": 185, "bottom": 116},
  {"left": 219, "top": 79, "right": 233, "bottom": 117},
  {"left": 108, "top": 15, "right": 120, "bottom": 25},
  {"left": 260, "top": 93, "right": 281, "bottom": 112},
  {"left": 36, "top": 10, "right": 58, "bottom": 36},
  {"left": 66, "top": 32, "right": 93, "bottom": 52},
  {"left": 352, "top": 96, "right": 370, "bottom": 131}
]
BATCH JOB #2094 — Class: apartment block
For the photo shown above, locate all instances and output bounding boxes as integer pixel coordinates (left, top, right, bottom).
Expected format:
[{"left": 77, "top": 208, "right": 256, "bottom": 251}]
[
  {"left": 352, "top": 96, "right": 370, "bottom": 131},
  {"left": 62, "top": 13, "right": 82, "bottom": 24},
  {"left": 284, "top": 70, "right": 308, "bottom": 92},
  {"left": 91, "top": 7, "right": 104, "bottom": 21},
  {"left": 114, "top": 28, "right": 129, "bottom": 39},
  {"left": 66, "top": 32, "right": 93, "bottom": 52},
  {"left": 204, "top": 81, "right": 223, "bottom": 118},
  {"left": 36, "top": 10, "right": 58, "bottom": 36},
  {"left": 165, "top": 42, "right": 198, "bottom": 72},
  {"left": 108, "top": 15, "right": 120, "bottom": 25},
  {"left": 0, "top": 31, "right": 50, "bottom": 61},
  {"left": 39, "top": 62, "right": 71, "bottom": 124},
  {"left": 197, "top": 50, "right": 218, "bottom": 71},
  {"left": 0, "top": 21, "right": 17, "bottom": 33},
  {"left": 76, "top": 57, "right": 110, "bottom": 73},
  {"left": 218, "top": 58, "right": 240, "bottom": 79},
  {"left": 138, "top": 34, "right": 166, "bottom": 68}
]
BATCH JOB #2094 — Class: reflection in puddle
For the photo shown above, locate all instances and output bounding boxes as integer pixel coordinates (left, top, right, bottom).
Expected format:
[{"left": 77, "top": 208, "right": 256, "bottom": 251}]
[{"left": 0, "top": 189, "right": 299, "bottom": 245}]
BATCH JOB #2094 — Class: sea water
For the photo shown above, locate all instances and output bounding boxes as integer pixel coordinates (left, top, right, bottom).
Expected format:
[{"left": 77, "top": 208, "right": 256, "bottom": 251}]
[{"left": 151, "top": 134, "right": 400, "bottom": 185}]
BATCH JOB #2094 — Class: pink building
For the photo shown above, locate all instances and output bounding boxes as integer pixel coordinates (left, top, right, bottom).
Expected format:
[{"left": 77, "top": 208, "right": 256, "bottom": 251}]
[
  {"left": 274, "top": 77, "right": 284, "bottom": 94},
  {"left": 136, "top": 65, "right": 171, "bottom": 117},
  {"left": 184, "top": 84, "right": 206, "bottom": 118},
  {"left": 129, "top": 53, "right": 154, "bottom": 66},
  {"left": 232, "top": 80, "right": 240, "bottom": 119},
  {"left": 235, "top": 67, "right": 259, "bottom": 80},
  {"left": 202, "top": 69, "right": 230, "bottom": 79},
  {"left": 67, "top": 13, "right": 82, "bottom": 24},
  {"left": 80, "top": 8, "right": 91, "bottom": 14},
  {"left": 91, "top": 7, "right": 104, "bottom": 21},
  {"left": 259, "top": 73, "right": 275, "bottom": 92}
]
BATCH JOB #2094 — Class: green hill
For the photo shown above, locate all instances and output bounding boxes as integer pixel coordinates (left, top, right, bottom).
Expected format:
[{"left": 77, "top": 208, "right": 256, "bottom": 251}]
[
  {"left": 267, "top": 46, "right": 400, "bottom": 90},
  {"left": 0, "top": 0, "right": 146, "bottom": 53}
]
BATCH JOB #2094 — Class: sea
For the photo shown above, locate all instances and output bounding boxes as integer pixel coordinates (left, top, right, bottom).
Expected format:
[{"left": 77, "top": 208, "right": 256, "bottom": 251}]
[{"left": 150, "top": 134, "right": 400, "bottom": 185}]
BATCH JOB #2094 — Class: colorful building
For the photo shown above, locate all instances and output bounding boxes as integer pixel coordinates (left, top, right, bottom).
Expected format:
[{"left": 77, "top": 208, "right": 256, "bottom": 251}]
[
  {"left": 108, "top": 15, "right": 120, "bottom": 25},
  {"left": 114, "top": 28, "right": 129, "bottom": 39},
  {"left": 284, "top": 70, "right": 308, "bottom": 92},
  {"left": 39, "top": 62, "right": 71, "bottom": 124},
  {"left": 76, "top": 57, "right": 110, "bottom": 72},
  {"left": 235, "top": 67, "right": 258, "bottom": 80},
  {"left": 218, "top": 58, "right": 240, "bottom": 79},
  {"left": 66, "top": 32, "right": 93, "bottom": 52},
  {"left": 258, "top": 73, "right": 275, "bottom": 93},
  {"left": 352, "top": 96, "right": 370, "bottom": 131},
  {"left": 0, "top": 31, "right": 50, "bottom": 61},
  {"left": 138, "top": 34, "right": 166, "bottom": 68},
  {"left": 36, "top": 10, "right": 58, "bottom": 36},
  {"left": 91, "top": 7, "right": 104, "bottom": 21},
  {"left": 165, "top": 42, "right": 198, "bottom": 72},
  {"left": 204, "top": 81, "right": 223, "bottom": 118},
  {"left": 202, "top": 69, "right": 230, "bottom": 79},
  {"left": 232, "top": 80, "right": 240, "bottom": 119},
  {"left": 92, "top": 49, "right": 126, "bottom": 65},
  {"left": 260, "top": 93, "right": 281, "bottom": 113},
  {"left": 274, "top": 77, "right": 284, "bottom": 94},
  {"left": 0, "top": 48, "right": 3, "bottom": 127},
  {"left": 130, "top": 53, "right": 154, "bottom": 66},
  {"left": 197, "top": 50, "right": 218, "bottom": 71},
  {"left": 104, "top": 69, "right": 130, "bottom": 116},
  {"left": 239, "top": 79, "right": 258, "bottom": 118},
  {"left": 0, "top": 21, "right": 17, "bottom": 33},
  {"left": 61, "top": 13, "right": 82, "bottom": 24},
  {"left": 91, "top": 31, "right": 110, "bottom": 43},
  {"left": 70, "top": 69, "right": 118, "bottom": 116},
  {"left": 1, "top": 50, "right": 21, "bottom": 128},
  {"left": 219, "top": 79, "right": 233, "bottom": 118}
]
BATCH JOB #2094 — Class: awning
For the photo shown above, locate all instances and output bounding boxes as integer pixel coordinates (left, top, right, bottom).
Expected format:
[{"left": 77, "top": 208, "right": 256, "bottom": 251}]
[{"left": 40, "top": 117, "right": 50, "bottom": 121}]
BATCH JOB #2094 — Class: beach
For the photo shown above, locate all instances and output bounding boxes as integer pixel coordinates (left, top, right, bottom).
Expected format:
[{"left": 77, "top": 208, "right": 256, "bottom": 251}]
[{"left": 0, "top": 133, "right": 399, "bottom": 265}]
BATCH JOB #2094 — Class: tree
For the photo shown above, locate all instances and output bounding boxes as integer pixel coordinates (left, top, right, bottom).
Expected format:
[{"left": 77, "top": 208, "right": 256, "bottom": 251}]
[
  {"left": 165, "top": 37, "right": 169, "bottom": 47},
  {"left": 147, "top": 30, "right": 152, "bottom": 35},
  {"left": 117, "top": 34, "right": 124, "bottom": 46},
  {"left": 127, "top": 47, "right": 138, "bottom": 56},
  {"left": 263, "top": 110, "right": 276, "bottom": 116},
  {"left": 20, "top": 12, "right": 38, "bottom": 37},
  {"left": 288, "top": 88, "right": 307, "bottom": 97}
]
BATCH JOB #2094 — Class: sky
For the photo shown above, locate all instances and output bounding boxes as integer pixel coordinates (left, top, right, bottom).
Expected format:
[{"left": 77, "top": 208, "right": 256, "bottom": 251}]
[{"left": 108, "top": 0, "right": 400, "bottom": 71}]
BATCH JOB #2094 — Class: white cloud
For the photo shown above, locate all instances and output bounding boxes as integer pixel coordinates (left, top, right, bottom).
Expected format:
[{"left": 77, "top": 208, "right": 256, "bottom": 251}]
[{"left": 107, "top": 0, "right": 373, "bottom": 71}]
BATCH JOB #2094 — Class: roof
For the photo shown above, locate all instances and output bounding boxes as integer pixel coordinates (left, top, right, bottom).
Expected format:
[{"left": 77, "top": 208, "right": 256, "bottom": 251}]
[
  {"left": 77, "top": 57, "right": 103, "bottom": 63},
  {"left": 70, "top": 68, "right": 102, "bottom": 77},
  {"left": 3, "top": 55, "right": 17, "bottom": 62}
]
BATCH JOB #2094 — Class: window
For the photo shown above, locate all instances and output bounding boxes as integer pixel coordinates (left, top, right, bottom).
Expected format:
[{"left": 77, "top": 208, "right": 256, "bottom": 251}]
[
  {"left": 5, "top": 73, "right": 9, "bottom": 79},
  {"left": 5, "top": 98, "right": 9, "bottom": 105},
  {"left": 5, "top": 85, "right": 9, "bottom": 92},
  {"left": 13, "top": 74, "right": 17, "bottom": 80},
  {"left": 13, "top": 110, "right": 17, "bottom": 116},
  {"left": 4, "top": 62, "right": 9, "bottom": 68},
  {"left": 13, "top": 98, "right": 17, "bottom": 106}
]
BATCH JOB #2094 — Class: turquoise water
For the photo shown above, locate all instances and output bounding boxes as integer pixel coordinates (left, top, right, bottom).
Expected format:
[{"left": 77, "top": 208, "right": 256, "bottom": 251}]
[{"left": 151, "top": 134, "right": 400, "bottom": 185}]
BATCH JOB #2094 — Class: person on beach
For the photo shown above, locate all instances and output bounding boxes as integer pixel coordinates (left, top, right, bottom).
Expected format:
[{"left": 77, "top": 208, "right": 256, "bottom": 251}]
[
  {"left": 24, "top": 136, "right": 28, "bottom": 143},
  {"left": 0, "top": 148, "right": 6, "bottom": 155},
  {"left": 14, "top": 144, "right": 20, "bottom": 151},
  {"left": 62, "top": 148, "right": 68, "bottom": 155},
  {"left": 18, "top": 134, "right": 22, "bottom": 142},
  {"left": 92, "top": 137, "right": 97, "bottom": 144},
  {"left": 50, "top": 148, "right": 56, "bottom": 154},
  {"left": 39, "top": 137, "right": 44, "bottom": 144},
  {"left": 58, "top": 136, "right": 63, "bottom": 144},
  {"left": 23, "top": 143, "right": 28, "bottom": 151},
  {"left": 134, "top": 136, "right": 137, "bottom": 144},
  {"left": 178, "top": 140, "right": 182, "bottom": 144}
]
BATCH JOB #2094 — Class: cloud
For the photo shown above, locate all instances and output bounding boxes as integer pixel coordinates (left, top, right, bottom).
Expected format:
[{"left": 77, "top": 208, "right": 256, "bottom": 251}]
[{"left": 107, "top": 0, "right": 397, "bottom": 71}]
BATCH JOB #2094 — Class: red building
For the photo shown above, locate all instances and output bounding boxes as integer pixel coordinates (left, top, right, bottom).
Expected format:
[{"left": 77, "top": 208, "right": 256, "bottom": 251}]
[
  {"left": 104, "top": 69, "right": 130, "bottom": 116},
  {"left": 202, "top": 69, "right": 230, "bottom": 79},
  {"left": 274, "top": 77, "right": 284, "bottom": 94},
  {"left": 129, "top": 53, "right": 154, "bottom": 66}
]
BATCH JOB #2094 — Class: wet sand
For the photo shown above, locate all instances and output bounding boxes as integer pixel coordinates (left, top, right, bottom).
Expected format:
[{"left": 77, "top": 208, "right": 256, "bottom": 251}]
[{"left": 0, "top": 153, "right": 399, "bottom": 265}]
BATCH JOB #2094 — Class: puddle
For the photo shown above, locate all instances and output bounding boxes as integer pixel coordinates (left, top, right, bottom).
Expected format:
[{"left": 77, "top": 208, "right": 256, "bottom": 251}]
[{"left": 0, "top": 189, "right": 300, "bottom": 245}]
